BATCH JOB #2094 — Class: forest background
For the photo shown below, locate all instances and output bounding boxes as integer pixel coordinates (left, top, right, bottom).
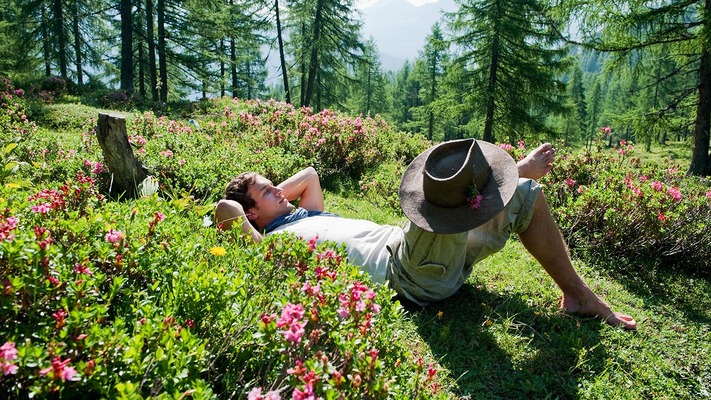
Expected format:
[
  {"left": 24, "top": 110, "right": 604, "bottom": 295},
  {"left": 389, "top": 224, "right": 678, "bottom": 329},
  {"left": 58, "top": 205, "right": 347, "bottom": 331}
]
[
  {"left": 1, "top": 0, "right": 711, "bottom": 177},
  {"left": 2, "top": 0, "right": 711, "bottom": 398}
]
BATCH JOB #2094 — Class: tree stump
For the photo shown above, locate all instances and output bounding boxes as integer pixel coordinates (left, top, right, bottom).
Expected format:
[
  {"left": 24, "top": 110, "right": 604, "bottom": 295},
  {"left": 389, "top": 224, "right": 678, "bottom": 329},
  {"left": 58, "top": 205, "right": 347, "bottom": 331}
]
[{"left": 96, "top": 113, "right": 148, "bottom": 198}]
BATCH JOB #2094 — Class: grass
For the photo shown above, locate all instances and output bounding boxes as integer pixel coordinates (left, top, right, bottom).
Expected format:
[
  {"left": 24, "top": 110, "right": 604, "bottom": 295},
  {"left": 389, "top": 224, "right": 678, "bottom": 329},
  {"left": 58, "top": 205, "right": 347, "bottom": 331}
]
[
  {"left": 15, "top": 100, "right": 711, "bottom": 398},
  {"left": 396, "top": 239, "right": 711, "bottom": 399},
  {"left": 324, "top": 181, "right": 711, "bottom": 398}
]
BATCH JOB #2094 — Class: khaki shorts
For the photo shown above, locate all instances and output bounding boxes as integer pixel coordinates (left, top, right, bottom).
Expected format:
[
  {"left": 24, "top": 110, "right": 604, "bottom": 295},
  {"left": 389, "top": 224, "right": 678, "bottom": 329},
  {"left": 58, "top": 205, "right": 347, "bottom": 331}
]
[{"left": 387, "top": 178, "right": 542, "bottom": 305}]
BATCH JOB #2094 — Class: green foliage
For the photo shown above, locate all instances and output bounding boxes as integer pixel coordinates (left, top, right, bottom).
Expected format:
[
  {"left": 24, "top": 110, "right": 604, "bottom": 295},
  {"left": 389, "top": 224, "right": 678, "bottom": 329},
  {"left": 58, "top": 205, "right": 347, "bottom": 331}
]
[
  {"left": 447, "top": 0, "right": 571, "bottom": 143},
  {"left": 543, "top": 139, "right": 711, "bottom": 273}
]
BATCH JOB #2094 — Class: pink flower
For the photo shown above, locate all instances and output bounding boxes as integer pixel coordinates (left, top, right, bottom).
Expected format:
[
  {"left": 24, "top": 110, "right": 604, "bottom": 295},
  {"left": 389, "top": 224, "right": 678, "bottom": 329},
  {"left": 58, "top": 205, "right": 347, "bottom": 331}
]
[
  {"left": 105, "top": 229, "right": 124, "bottom": 243},
  {"left": 247, "top": 388, "right": 264, "bottom": 400},
  {"left": 706, "top": 190, "right": 711, "bottom": 200},
  {"left": 658, "top": 213, "right": 667, "bottom": 222},
  {"left": 1, "top": 216, "right": 19, "bottom": 241},
  {"left": 498, "top": 143, "right": 514, "bottom": 151},
  {"left": 31, "top": 203, "right": 53, "bottom": 214},
  {"left": 467, "top": 194, "right": 483, "bottom": 210},
  {"left": 1, "top": 362, "right": 18, "bottom": 375},
  {"left": 600, "top": 126, "right": 612, "bottom": 135},
  {"left": 564, "top": 178, "right": 576, "bottom": 188},
  {"left": 517, "top": 140, "right": 525, "bottom": 149},
  {"left": 73, "top": 263, "right": 93, "bottom": 275},
  {"left": 0, "top": 342, "right": 17, "bottom": 362},
  {"left": 281, "top": 321, "right": 305, "bottom": 344},
  {"left": 40, "top": 357, "right": 77, "bottom": 381},
  {"left": 337, "top": 307, "right": 349, "bottom": 319},
  {"left": 651, "top": 181, "right": 663, "bottom": 192},
  {"left": 75, "top": 334, "right": 88, "bottom": 341},
  {"left": 153, "top": 212, "right": 165, "bottom": 222},
  {"left": 159, "top": 149, "right": 173, "bottom": 157},
  {"left": 276, "top": 303, "right": 305, "bottom": 328},
  {"left": 666, "top": 186, "right": 682, "bottom": 202},
  {"left": 577, "top": 186, "right": 588, "bottom": 194}
]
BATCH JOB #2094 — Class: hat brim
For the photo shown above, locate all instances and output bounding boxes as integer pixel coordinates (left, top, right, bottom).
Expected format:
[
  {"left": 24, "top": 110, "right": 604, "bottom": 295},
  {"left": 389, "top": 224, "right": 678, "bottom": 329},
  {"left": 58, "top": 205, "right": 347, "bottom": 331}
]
[{"left": 399, "top": 139, "right": 519, "bottom": 234}]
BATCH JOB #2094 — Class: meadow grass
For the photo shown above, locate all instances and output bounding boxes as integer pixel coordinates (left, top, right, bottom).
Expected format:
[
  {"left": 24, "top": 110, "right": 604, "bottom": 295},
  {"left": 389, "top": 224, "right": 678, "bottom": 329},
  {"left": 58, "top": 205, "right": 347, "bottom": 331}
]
[
  {"left": 326, "top": 181, "right": 711, "bottom": 399},
  {"left": 4, "top": 99, "right": 709, "bottom": 398}
]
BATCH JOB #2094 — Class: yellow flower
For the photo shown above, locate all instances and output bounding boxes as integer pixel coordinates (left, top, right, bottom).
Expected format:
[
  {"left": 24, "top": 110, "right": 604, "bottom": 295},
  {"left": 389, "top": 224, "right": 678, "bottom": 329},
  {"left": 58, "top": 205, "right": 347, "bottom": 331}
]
[
  {"left": 210, "top": 246, "right": 226, "bottom": 257},
  {"left": 436, "top": 311, "right": 444, "bottom": 319}
]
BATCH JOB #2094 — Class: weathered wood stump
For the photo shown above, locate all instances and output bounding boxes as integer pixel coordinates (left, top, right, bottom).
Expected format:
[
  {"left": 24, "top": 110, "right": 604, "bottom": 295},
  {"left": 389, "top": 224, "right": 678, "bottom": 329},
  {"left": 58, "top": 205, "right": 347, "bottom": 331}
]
[{"left": 96, "top": 113, "right": 148, "bottom": 198}]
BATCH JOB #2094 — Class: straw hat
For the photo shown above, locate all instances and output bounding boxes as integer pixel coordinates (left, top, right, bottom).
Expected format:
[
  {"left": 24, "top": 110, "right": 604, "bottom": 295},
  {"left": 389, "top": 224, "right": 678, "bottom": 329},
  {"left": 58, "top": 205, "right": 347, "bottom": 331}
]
[{"left": 399, "top": 139, "right": 518, "bottom": 233}]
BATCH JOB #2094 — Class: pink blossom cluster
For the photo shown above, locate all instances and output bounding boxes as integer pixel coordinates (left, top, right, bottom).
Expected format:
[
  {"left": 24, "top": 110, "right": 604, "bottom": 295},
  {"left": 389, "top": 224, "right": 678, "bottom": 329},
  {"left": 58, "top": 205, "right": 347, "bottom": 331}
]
[
  {"left": 600, "top": 126, "right": 612, "bottom": 135},
  {"left": 467, "top": 194, "right": 483, "bottom": 210},
  {"left": 276, "top": 303, "right": 307, "bottom": 344},
  {"left": 1, "top": 342, "right": 19, "bottom": 375},
  {"left": 39, "top": 356, "right": 77, "bottom": 381},
  {"left": 336, "top": 282, "right": 381, "bottom": 331},
  {"left": 287, "top": 359, "right": 320, "bottom": 400},
  {"left": 148, "top": 211, "right": 165, "bottom": 235},
  {"left": 159, "top": 149, "right": 173, "bottom": 157},
  {"left": 28, "top": 188, "right": 67, "bottom": 213},
  {"left": 128, "top": 134, "right": 148, "bottom": 147},
  {"left": 105, "top": 228, "right": 125, "bottom": 244},
  {"left": 247, "top": 387, "right": 281, "bottom": 400},
  {"left": 34, "top": 225, "right": 53, "bottom": 251},
  {"left": 82, "top": 159, "right": 105, "bottom": 175},
  {"left": 1, "top": 213, "right": 19, "bottom": 241}
]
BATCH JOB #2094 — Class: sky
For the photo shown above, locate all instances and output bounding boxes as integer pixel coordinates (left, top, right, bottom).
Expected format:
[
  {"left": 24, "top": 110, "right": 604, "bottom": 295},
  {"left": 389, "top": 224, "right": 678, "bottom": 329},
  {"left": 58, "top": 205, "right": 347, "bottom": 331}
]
[{"left": 356, "top": 0, "right": 438, "bottom": 9}]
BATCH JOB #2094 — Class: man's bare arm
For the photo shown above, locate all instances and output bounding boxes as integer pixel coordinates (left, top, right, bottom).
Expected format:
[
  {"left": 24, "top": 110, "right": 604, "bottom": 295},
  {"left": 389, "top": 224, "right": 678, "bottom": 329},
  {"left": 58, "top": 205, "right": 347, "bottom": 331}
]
[
  {"left": 277, "top": 166, "right": 324, "bottom": 211},
  {"left": 214, "top": 199, "right": 263, "bottom": 243}
]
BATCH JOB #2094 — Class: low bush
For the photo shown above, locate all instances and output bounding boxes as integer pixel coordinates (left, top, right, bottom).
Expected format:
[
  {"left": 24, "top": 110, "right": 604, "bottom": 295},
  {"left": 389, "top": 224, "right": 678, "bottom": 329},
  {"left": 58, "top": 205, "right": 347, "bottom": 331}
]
[
  {"left": 542, "top": 139, "right": 711, "bottom": 273},
  {"left": 1, "top": 80, "right": 450, "bottom": 397}
]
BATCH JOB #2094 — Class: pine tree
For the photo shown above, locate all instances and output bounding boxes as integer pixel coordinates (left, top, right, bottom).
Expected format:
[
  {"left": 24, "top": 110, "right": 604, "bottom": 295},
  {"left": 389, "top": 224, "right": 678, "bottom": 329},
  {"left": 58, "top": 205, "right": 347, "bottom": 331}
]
[
  {"left": 567, "top": 0, "right": 711, "bottom": 175},
  {"left": 288, "top": 0, "right": 365, "bottom": 109},
  {"left": 447, "top": 0, "right": 571, "bottom": 143}
]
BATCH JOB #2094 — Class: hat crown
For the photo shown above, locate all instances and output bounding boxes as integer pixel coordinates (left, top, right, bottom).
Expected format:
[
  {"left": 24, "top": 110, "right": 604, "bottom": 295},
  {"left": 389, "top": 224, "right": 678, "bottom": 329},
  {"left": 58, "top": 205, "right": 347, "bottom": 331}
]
[{"left": 422, "top": 140, "right": 491, "bottom": 208}]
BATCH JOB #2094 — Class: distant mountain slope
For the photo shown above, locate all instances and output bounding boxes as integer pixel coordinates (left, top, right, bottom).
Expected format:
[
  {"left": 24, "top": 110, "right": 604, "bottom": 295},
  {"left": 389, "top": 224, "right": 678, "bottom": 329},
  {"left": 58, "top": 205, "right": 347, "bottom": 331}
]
[{"left": 359, "top": 0, "right": 458, "bottom": 71}]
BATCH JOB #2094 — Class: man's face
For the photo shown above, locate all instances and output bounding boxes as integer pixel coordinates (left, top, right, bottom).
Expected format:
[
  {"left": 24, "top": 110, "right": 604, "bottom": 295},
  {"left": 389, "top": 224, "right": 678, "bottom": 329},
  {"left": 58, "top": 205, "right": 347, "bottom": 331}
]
[{"left": 246, "top": 175, "right": 294, "bottom": 225}]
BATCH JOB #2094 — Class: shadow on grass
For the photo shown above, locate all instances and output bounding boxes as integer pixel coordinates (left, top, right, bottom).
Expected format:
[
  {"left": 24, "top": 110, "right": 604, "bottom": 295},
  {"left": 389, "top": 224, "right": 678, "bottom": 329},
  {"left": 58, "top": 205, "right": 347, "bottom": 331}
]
[
  {"left": 400, "top": 283, "right": 613, "bottom": 399},
  {"left": 582, "top": 253, "right": 711, "bottom": 326}
]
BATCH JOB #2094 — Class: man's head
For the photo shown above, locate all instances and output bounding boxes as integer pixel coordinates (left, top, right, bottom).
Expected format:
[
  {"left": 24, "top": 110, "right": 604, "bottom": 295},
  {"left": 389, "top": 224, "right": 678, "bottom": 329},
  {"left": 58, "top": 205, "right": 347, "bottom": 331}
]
[{"left": 224, "top": 172, "right": 294, "bottom": 230}]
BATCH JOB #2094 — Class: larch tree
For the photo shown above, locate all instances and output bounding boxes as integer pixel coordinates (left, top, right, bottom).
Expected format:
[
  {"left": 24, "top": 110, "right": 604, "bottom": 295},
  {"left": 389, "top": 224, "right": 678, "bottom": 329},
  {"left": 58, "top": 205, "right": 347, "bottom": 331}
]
[
  {"left": 447, "top": 0, "right": 570, "bottom": 143},
  {"left": 565, "top": 0, "right": 711, "bottom": 175}
]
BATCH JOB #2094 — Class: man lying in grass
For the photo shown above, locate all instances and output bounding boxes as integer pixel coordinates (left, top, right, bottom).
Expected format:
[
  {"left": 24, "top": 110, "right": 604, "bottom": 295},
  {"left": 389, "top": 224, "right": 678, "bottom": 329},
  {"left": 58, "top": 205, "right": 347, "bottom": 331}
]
[{"left": 215, "top": 139, "right": 637, "bottom": 330}]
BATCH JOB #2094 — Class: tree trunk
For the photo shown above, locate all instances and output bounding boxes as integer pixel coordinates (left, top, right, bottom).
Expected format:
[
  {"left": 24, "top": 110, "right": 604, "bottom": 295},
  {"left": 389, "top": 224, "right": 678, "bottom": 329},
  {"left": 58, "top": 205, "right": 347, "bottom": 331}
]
[
  {"left": 300, "top": 23, "right": 306, "bottom": 106},
  {"left": 53, "top": 0, "right": 67, "bottom": 78},
  {"left": 41, "top": 2, "right": 51, "bottom": 76},
  {"left": 303, "top": 0, "right": 324, "bottom": 107},
  {"left": 120, "top": 0, "right": 133, "bottom": 93},
  {"left": 230, "top": 36, "right": 237, "bottom": 97},
  {"left": 146, "top": 0, "right": 158, "bottom": 102},
  {"left": 72, "top": 4, "right": 82, "bottom": 87},
  {"left": 483, "top": 34, "right": 499, "bottom": 143},
  {"left": 96, "top": 113, "right": 149, "bottom": 198},
  {"left": 137, "top": 0, "right": 145, "bottom": 97},
  {"left": 275, "top": 0, "right": 290, "bottom": 103},
  {"left": 157, "top": 0, "right": 168, "bottom": 102},
  {"left": 689, "top": 0, "right": 711, "bottom": 176},
  {"left": 220, "top": 39, "right": 225, "bottom": 97}
]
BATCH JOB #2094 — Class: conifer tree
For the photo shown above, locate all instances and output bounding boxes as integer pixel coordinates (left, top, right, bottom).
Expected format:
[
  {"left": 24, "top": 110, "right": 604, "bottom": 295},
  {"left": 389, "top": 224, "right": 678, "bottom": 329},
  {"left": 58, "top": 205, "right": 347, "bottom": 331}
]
[
  {"left": 566, "top": 0, "right": 711, "bottom": 175},
  {"left": 447, "top": 0, "right": 570, "bottom": 143}
]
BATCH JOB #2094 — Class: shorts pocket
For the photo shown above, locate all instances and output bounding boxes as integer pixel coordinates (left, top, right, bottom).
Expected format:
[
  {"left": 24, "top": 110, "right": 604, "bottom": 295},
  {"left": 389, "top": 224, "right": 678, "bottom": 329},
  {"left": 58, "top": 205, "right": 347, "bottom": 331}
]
[{"left": 413, "top": 262, "right": 447, "bottom": 279}]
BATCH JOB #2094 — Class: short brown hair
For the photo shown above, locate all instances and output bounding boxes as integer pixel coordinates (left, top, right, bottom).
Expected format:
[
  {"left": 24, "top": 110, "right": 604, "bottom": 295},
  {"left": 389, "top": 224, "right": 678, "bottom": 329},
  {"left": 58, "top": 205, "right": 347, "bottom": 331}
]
[{"left": 224, "top": 172, "right": 259, "bottom": 211}]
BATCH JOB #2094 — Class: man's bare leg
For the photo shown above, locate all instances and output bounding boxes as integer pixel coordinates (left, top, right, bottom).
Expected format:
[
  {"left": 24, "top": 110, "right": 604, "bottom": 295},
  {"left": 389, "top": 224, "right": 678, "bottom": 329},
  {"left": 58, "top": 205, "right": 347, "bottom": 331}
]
[
  {"left": 519, "top": 193, "right": 637, "bottom": 329},
  {"left": 518, "top": 143, "right": 555, "bottom": 180}
]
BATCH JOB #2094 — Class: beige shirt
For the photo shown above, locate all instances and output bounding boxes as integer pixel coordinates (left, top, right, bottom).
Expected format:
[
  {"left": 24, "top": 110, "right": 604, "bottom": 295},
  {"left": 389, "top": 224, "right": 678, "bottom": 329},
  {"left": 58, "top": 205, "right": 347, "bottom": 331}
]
[{"left": 269, "top": 215, "right": 403, "bottom": 283}]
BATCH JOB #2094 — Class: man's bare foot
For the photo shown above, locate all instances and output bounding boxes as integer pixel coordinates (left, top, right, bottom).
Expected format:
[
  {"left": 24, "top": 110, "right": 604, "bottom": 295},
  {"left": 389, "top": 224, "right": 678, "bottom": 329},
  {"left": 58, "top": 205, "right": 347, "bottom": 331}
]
[
  {"left": 518, "top": 143, "right": 555, "bottom": 180},
  {"left": 561, "top": 293, "right": 637, "bottom": 330}
]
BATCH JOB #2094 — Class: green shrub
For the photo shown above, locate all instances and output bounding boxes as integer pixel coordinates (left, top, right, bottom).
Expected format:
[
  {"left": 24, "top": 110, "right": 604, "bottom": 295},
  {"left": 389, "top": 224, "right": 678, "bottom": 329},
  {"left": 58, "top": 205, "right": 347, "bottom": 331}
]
[{"left": 542, "top": 139, "right": 711, "bottom": 273}]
